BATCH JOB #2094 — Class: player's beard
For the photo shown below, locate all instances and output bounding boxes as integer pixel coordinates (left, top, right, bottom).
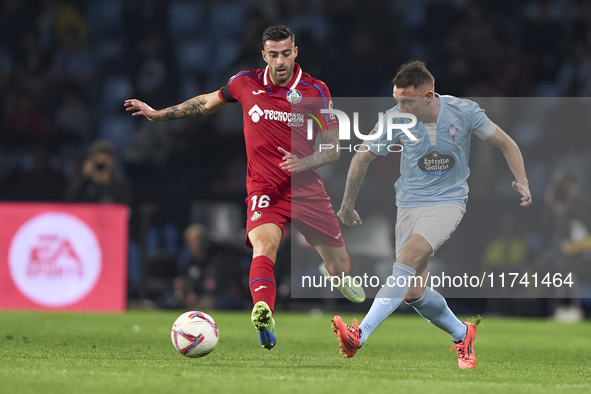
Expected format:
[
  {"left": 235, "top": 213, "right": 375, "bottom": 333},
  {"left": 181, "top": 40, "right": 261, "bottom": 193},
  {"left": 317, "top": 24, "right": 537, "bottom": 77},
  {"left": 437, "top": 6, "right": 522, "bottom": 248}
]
[{"left": 271, "top": 63, "right": 293, "bottom": 85}]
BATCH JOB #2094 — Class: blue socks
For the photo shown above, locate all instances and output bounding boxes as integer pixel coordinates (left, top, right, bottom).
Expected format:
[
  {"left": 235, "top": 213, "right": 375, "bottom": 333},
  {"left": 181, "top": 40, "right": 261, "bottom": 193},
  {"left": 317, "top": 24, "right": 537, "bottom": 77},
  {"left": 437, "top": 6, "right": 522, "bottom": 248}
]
[
  {"left": 406, "top": 286, "right": 467, "bottom": 342},
  {"left": 359, "top": 263, "right": 416, "bottom": 345},
  {"left": 358, "top": 264, "right": 467, "bottom": 345}
]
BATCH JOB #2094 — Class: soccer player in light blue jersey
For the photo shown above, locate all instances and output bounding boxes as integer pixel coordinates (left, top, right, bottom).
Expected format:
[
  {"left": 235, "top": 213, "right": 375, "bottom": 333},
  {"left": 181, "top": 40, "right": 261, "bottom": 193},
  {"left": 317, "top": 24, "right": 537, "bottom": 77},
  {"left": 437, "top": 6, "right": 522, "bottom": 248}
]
[{"left": 331, "top": 61, "right": 532, "bottom": 369}]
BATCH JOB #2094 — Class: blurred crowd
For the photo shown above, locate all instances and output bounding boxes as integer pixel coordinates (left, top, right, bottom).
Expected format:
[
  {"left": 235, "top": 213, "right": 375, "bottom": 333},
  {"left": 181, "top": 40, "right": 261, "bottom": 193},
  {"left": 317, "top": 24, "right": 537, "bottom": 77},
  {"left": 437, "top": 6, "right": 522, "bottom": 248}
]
[{"left": 1, "top": 0, "right": 590, "bottom": 314}]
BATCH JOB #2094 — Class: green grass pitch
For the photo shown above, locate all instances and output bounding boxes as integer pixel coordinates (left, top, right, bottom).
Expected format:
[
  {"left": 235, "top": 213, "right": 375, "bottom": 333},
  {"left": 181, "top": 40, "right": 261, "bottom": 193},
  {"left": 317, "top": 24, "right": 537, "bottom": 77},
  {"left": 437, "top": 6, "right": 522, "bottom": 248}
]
[{"left": 1, "top": 310, "right": 590, "bottom": 394}]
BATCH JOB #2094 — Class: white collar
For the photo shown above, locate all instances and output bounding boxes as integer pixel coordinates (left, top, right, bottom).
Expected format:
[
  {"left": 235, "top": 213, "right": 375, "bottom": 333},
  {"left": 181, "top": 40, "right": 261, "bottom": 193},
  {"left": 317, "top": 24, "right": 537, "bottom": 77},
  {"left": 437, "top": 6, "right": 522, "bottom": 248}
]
[{"left": 263, "top": 65, "right": 302, "bottom": 90}]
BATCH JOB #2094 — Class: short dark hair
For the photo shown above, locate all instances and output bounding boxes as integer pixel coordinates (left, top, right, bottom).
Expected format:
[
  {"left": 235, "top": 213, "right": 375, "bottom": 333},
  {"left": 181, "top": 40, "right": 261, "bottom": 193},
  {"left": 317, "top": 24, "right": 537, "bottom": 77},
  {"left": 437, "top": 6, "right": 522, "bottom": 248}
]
[
  {"left": 89, "top": 140, "right": 116, "bottom": 158},
  {"left": 262, "top": 25, "right": 295, "bottom": 46},
  {"left": 392, "top": 61, "right": 435, "bottom": 89}
]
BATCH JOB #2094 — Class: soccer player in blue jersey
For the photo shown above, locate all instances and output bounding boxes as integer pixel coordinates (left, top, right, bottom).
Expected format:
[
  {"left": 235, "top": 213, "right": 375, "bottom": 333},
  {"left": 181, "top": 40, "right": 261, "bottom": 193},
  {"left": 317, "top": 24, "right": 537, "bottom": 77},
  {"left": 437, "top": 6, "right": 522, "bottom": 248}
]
[{"left": 331, "top": 61, "right": 532, "bottom": 369}]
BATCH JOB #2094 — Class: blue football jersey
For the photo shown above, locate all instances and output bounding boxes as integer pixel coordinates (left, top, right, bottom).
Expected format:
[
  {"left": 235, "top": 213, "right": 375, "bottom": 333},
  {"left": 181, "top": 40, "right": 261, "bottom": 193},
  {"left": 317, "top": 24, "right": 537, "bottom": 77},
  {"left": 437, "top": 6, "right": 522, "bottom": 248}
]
[{"left": 364, "top": 95, "right": 496, "bottom": 208}]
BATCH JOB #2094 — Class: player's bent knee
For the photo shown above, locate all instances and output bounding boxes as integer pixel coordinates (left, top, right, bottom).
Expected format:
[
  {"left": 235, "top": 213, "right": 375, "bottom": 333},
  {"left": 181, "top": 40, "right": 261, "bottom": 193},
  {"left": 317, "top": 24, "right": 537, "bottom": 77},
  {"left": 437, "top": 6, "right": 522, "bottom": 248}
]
[
  {"left": 398, "top": 250, "right": 430, "bottom": 271},
  {"left": 397, "top": 255, "right": 421, "bottom": 270},
  {"left": 252, "top": 239, "right": 279, "bottom": 259}
]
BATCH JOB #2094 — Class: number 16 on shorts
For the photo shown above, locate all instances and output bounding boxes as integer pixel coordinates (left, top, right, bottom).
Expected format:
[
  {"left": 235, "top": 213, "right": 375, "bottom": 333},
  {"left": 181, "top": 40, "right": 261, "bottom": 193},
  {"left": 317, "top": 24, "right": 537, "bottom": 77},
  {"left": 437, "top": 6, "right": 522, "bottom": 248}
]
[
  {"left": 246, "top": 193, "right": 290, "bottom": 227},
  {"left": 250, "top": 194, "right": 271, "bottom": 221},
  {"left": 251, "top": 195, "right": 270, "bottom": 210}
]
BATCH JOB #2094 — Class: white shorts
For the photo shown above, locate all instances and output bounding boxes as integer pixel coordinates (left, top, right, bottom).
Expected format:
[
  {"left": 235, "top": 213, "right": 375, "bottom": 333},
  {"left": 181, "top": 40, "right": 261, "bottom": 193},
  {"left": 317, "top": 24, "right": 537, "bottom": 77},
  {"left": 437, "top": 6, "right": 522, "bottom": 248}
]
[{"left": 395, "top": 204, "right": 465, "bottom": 259}]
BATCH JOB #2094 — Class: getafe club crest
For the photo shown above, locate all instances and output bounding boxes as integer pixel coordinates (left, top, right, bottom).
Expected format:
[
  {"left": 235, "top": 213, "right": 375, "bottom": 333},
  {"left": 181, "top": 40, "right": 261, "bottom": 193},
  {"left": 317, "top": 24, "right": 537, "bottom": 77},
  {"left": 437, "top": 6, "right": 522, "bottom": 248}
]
[
  {"left": 447, "top": 124, "right": 458, "bottom": 143},
  {"left": 251, "top": 211, "right": 262, "bottom": 221},
  {"left": 286, "top": 89, "right": 302, "bottom": 104}
]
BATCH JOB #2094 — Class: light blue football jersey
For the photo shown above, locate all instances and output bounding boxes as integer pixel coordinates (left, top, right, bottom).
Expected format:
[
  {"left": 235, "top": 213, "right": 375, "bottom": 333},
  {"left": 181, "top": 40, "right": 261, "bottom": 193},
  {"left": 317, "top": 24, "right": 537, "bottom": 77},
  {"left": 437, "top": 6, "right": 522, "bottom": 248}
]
[{"left": 364, "top": 95, "right": 496, "bottom": 208}]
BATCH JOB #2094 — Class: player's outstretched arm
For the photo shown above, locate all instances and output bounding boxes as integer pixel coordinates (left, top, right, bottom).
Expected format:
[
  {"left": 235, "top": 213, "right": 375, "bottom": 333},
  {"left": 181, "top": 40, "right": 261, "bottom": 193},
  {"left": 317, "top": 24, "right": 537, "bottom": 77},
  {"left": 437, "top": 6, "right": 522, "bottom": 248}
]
[
  {"left": 337, "top": 150, "right": 377, "bottom": 226},
  {"left": 485, "top": 126, "right": 532, "bottom": 207},
  {"left": 124, "top": 91, "right": 228, "bottom": 121},
  {"left": 278, "top": 127, "right": 340, "bottom": 173}
]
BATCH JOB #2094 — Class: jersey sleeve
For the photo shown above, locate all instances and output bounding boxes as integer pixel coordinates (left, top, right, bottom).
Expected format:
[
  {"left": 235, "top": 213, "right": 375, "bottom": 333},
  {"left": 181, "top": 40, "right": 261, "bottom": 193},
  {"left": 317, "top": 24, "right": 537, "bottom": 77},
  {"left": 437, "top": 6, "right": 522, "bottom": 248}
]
[
  {"left": 315, "top": 80, "right": 338, "bottom": 131},
  {"left": 217, "top": 73, "right": 242, "bottom": 103},
  {"left": 469, "top": 100, "right": 496, "bottom": 140}
]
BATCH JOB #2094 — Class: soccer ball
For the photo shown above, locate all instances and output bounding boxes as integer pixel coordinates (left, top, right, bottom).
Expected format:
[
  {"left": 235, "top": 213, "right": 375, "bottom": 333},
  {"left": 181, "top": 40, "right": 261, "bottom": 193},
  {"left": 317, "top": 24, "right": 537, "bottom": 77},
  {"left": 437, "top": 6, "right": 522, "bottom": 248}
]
[{"left": 171, "top": 311, "right": 219, "bottom": 358}]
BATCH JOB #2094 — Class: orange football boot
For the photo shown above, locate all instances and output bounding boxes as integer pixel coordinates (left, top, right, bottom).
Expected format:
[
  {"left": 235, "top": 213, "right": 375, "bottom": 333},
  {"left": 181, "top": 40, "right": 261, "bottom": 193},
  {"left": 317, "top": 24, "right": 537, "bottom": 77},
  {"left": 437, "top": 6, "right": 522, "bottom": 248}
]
[
  {"left": 450, "top": 322, "right": 477, "bottom": 369},
  {"left": 332, "top": 315, "right": 360, "bottom": 359}
]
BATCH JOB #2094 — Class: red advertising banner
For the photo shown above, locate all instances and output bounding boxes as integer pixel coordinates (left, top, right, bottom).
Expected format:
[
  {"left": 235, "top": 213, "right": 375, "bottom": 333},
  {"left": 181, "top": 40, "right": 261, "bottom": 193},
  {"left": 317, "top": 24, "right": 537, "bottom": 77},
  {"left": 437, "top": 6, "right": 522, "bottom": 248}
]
[{"left": 0, "top": 203, "right": 128, "bottom": 312}]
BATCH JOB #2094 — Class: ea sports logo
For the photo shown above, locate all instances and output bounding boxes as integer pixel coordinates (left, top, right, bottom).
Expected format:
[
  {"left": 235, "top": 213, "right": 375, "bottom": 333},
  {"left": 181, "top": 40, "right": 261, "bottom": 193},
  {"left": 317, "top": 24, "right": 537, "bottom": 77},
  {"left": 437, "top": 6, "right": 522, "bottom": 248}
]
[
  {"left": 8, "top": 212, "right": 102, "bottom": 307},
  {"left": 248, "top": 104, "right": 264, "bottom": 123}
]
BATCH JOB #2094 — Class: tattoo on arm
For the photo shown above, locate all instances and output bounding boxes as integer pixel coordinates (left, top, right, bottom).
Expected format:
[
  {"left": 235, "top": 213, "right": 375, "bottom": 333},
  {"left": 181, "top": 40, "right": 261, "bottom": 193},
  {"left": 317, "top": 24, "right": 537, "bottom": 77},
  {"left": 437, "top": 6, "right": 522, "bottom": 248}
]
[
  {"left": 342, "top": 154, "right": 371, "bottom": 208},
  {"left": 300, "top": 128, "right": 340, "bottom": 171},
  {"left": 160, "top": 97, "right": 210, "bottom": 120}
]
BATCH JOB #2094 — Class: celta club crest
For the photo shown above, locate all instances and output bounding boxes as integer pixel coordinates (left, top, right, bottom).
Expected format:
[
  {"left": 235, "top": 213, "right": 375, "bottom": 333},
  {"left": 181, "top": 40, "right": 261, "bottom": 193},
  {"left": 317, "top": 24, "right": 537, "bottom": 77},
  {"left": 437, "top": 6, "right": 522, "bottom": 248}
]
[{"left": 447, "top": 124, "right": 458, "bottom": 143}]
